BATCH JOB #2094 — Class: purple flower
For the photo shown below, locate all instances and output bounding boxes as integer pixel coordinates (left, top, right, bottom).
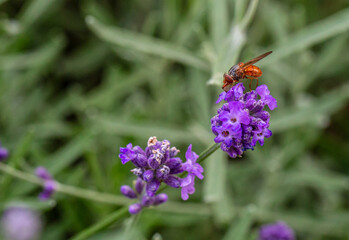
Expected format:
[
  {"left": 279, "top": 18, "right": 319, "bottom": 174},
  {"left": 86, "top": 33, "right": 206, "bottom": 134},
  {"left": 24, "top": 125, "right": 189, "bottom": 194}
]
[
  {"left": 0, "top": 143, "right": 8, "bottom": 161},
  {"left": 35, "top": 167, "right": 56, "bottom": 201},
  {"left": 256, "top": 85, "right": 277, "bottom": 110},
  {"left": 180, "top": 174, "right": 196, "bottom": 200},
  {"left": 211, "top": 83, "right": 277, "bottom": 158},
  {"left": 119, "top": 137, "right": 204, "bottom": 214},
  {"left": 182, "top": 144, "right": 203, "bottom": 180},
  {"left": 119, "top": 143, "right": 137, "bottom": 164},
  {"left": 259, "top": 221, "right": 295, "bottom": 240},
  {"left": 1, "top": 206, "right": 42, "bottom": 240}
]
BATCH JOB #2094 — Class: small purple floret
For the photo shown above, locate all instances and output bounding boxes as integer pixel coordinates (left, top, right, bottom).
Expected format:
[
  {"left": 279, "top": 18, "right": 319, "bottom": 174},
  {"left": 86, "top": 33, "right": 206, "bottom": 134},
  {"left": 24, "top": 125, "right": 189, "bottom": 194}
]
[
  {"left": 259, "top": 221, "right": 295, "bottom": 240},
  {"left": 211, "top": 83, "right": 277, "bottom": 158}
]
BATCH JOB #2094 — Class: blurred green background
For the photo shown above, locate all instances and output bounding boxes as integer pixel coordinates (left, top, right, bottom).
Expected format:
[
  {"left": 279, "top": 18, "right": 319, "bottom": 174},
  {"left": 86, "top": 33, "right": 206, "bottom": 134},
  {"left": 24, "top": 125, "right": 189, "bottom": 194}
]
[{"left": 1, "top": 0, "right": 349, "bottom": 239}]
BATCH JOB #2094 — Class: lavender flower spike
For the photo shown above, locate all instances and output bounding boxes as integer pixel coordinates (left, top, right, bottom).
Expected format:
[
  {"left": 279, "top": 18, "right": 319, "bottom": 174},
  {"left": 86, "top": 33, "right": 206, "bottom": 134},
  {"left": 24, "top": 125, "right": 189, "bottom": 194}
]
[
  {"left": 119, "top": 137, "right": 204, "bottom": 214},
  {"left": 35, "top": 167, "right": 56, "bottom": 201},
  {"left": 0, "top": 143, "right": 9, "bottom": 161},
  {"left": 1, "top": 206, "right": 42, "bottom": 240},
  {"left": 259, "top": 221, "right": 295, "bottom": 240},
  {"left": 211, "top": 83, "right": 277, "bottom": 158}
]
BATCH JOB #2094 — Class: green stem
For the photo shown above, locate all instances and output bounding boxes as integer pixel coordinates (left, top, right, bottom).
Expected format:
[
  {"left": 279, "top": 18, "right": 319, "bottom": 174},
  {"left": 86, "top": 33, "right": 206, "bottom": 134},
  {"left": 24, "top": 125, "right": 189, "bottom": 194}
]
[
  {"left": 55, "top": 182, "right": 129, "bottom": 205},
  {"left": 197, "top": 142, "right": 221, "bottom": 164},
  {"left": 0, "top": 162, "right": 128, "bottom": 206},
  {"left": 240, "top": 0, "right": 260, "bottom": 31},
  {"left": 0, "top": 162, "right": 42, "bottom": 185},
  {"left": 122, "top": 213, "right": 141, "bottom": 240},
  {"left": 70, "top": 207, "right": 129, "bottom": 240}
]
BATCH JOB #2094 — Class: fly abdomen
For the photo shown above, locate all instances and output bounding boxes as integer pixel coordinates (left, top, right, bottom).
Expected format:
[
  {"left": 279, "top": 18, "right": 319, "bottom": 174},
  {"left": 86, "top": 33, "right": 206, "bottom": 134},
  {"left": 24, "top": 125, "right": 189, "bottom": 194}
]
[{"left": 244, "top": 65, "right": 262, "bottom": 77}]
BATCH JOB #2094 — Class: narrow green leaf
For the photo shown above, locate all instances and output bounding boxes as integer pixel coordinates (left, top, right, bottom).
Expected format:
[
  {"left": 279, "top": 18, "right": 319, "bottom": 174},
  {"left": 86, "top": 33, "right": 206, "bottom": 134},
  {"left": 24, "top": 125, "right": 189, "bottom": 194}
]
[
  {"left": 208, "top": 0, "right": 228, "bottom": 50},
  {"left": 0, "top": 36, "right": 65, "bottom": 71},
  {"left": 271, "top": 83, "right": 349, "bottom": 132},
  {"left": 263, "top": 8, "right": 349, "bottom": 66},
  {"left": 19, "top": 0, "right": 61, "bottom": 29},
  {"left": 203, "top": 149, "right": 233, "bottom": 223},
  {"left": 0, "top": 131, "right": 34, "bottom": 198},
  {"left": 0, "top": 198, "right": 56, "bottom": 211},
  {"left": 222, "top": 206, "right": 255, "bottom": 240},
  {"left": 90, "top": 116, "right": 205, "bottom": 145},
  {"left": 85, "top": 16, "right": 209, "bottom": 70},
  {"left": 47, "top": 131, "right": 94, "bottom": 175}
]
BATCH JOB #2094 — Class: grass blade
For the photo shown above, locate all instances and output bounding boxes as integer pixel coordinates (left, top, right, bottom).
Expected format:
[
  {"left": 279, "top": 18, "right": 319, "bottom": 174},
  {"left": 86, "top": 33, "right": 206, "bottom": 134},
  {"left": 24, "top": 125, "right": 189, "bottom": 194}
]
[{"left": 86, "top": 16, "right": 209, "bottom": 70}]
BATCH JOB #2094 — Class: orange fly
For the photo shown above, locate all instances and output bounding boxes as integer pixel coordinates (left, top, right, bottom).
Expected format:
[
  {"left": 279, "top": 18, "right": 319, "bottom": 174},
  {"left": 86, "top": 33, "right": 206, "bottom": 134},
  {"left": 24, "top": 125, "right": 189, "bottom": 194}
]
[{"left": 222, "top": 51, "right": 272, "bottom": 92}]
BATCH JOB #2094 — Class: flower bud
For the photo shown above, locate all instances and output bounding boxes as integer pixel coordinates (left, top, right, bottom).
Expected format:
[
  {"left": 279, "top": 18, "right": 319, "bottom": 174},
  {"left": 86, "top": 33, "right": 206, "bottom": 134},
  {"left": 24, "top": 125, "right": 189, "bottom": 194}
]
[
  {"left": 129, "top": 203, "right": 142, "bottom": 215},
  {"left": 143, "top": 170, "right": 154, "bottom": 182},
  {"left": 164, "top": 176, "right": 181, "bottom": 188},
  {"left": 146, "top": 180, "right": 160, "bottom": 197},
  {"left": 156, "top": 165, "right": 170, "bottom": 180},
  {"left": 148, "top": 155, "right": 161, "bottom": 169},
  {"left": 134, "top": 178, "right": 145, "bottom": 194},
  {"left": 35, "top": 167, "right": 52, "bottom": 181},
  {"left": 154, "top": 193, "right": 168, "bottom": 205},
  {"left": 120, "top": 185, "right": 137, "bottom": 199},
  {"left": 141, "top": 195, "right": 154, "bottom": 207}
]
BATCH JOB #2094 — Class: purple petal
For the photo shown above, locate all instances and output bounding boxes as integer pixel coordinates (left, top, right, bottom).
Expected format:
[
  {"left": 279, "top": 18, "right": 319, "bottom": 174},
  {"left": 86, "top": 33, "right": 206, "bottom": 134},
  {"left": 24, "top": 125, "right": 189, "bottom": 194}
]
[
  {"left": 264, "top": 129, "right": 272, "bottom": 138},
  {"left": 256, "top": 85, "right": 270, "bottom": 98},
  {"left": 119, "top": 143, "right": 136, "bottom": 164},
  {"left": 185, "top": 144, "right": 198, "bottom": 163},
  {"left": 180, "top": 178, "right": 196, "bottom": 201},
  {"left": 180, "top": 174, "right": 193, "bottom": 187},
  {"left": 239, "top": 111, "right": 251, "bottom": 125},
  {"left": 216, "top": 92, "right": 226, "bottom": 104},
  {"left": 265, "top": 95, "right": 278, "bottom": 110}
]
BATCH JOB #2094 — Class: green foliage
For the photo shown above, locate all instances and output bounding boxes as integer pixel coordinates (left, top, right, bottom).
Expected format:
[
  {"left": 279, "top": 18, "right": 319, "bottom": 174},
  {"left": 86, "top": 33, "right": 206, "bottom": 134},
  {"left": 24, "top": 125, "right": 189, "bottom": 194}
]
[{"left": 0, "top": 0, "right": 349, "bottom": 239}]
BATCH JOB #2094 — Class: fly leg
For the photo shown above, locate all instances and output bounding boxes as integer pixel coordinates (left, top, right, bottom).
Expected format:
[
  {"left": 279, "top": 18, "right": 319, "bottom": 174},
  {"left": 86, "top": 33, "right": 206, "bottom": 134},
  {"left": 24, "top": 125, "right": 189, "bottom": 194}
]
[{"left": 246, "top": 77, "right": 258, "bottom": 91}]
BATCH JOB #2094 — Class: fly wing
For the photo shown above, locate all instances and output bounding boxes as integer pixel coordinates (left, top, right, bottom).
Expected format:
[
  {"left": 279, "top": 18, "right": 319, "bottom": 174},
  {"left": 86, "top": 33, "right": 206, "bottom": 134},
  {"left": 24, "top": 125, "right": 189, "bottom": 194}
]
[{"left": 242, "top": 51, "right": 272, "bottom": 69}]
